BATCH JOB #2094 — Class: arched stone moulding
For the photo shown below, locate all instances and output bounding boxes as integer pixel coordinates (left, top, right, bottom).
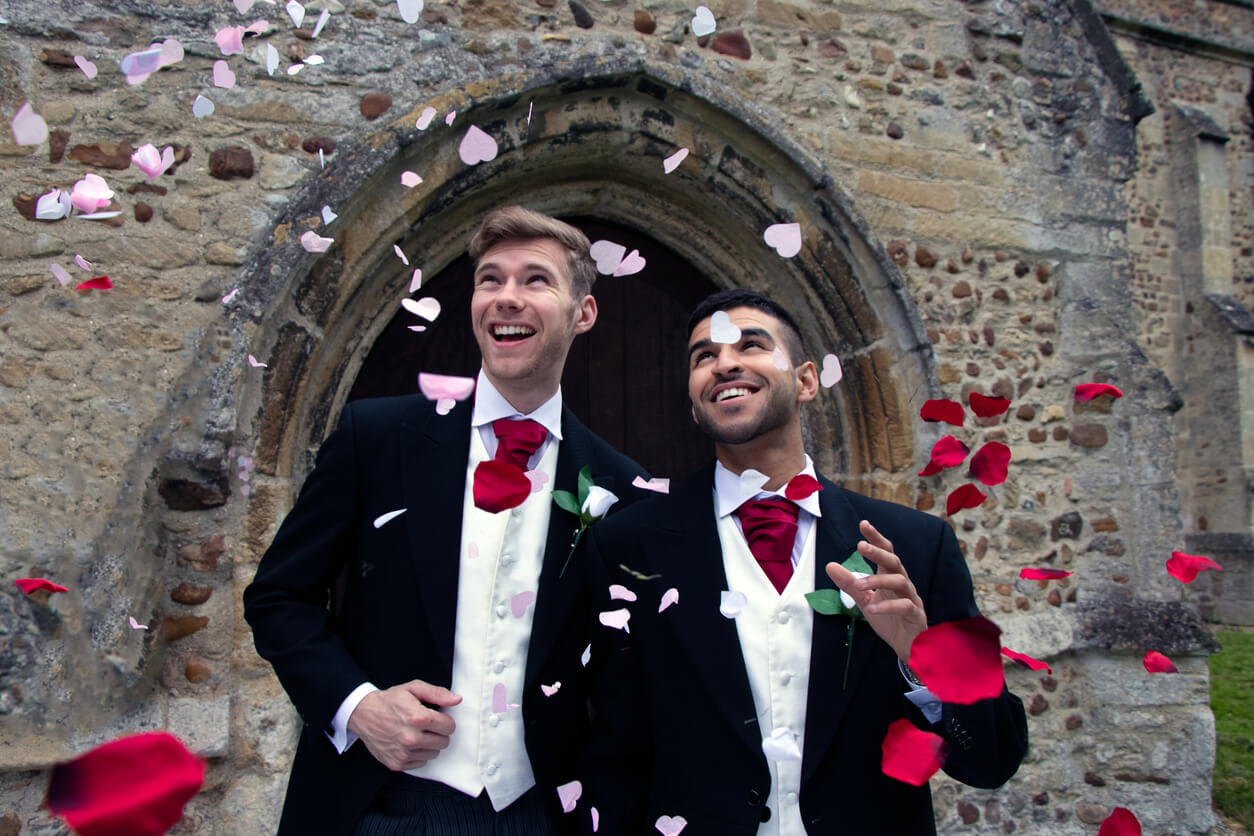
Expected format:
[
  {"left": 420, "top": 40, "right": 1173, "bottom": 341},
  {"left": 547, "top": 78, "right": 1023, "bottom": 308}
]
[{"left": 235, "top": 59, "right": 938, "bottom": 509}]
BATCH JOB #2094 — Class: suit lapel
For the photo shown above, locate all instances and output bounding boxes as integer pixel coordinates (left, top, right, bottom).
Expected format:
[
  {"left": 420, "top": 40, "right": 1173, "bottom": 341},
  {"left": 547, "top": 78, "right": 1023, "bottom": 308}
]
[
  {"left": 657, "top": 466, "right": 763, "bottom": 756},
  {"left": 401, "top": 397, "right": 473, "bottom": 683},
  {"left": 802, "top": 479, "right": 872, "bottom": 784}
]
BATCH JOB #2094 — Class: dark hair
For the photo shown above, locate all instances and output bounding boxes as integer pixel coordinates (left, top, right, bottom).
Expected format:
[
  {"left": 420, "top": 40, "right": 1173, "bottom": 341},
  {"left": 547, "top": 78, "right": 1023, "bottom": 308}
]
[
  {"left": 686, "top": 288, "right": 807, "bottom": 364},
  {"left": 469, "top": 206, "right": 597, "bottom": 297}
]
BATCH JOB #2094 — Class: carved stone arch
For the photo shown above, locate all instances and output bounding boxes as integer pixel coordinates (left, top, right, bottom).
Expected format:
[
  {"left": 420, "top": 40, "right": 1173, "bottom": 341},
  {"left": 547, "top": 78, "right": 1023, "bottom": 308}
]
[{"left": 237, "top": 62, "right": 935, "bottom": 506}]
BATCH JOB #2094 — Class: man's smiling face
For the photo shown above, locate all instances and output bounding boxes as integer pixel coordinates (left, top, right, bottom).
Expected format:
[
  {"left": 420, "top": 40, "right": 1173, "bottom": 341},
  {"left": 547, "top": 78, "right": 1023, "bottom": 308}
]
[
  {"left": 687, "top": 307, "right": 805, "bottom": 446},
  {"left": 471, "top": 237, "right": 596, "bottom": 400}
]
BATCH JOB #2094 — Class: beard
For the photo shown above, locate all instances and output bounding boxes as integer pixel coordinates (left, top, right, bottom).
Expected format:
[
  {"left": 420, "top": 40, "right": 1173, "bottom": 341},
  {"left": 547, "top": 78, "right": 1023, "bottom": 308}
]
[{"left": 692, "top": 378, "right": 795, "bottom": 445}]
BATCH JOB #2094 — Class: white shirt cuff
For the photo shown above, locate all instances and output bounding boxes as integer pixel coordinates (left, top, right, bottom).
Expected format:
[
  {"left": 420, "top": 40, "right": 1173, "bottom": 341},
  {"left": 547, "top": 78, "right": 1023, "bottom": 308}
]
[
  {"left": 326, "top": 682, "right": 379, "bottom": 753},
  {"left": 899, "top": 659, "right": 942, "bottom": 725}
]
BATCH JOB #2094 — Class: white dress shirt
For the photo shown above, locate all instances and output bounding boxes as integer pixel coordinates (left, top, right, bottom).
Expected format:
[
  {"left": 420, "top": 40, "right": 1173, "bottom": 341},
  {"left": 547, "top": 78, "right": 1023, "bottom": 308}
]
[{"left": 329, "top": 371, "right": 562, "bottom": 810}]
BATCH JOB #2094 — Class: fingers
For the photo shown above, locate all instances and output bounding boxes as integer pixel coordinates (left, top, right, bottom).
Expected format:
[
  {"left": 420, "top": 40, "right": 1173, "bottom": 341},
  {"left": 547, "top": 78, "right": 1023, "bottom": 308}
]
[
  {"left": 406, "top": 679, "right": 463, "bottom": 708},
  {"left": 859, "top": 519, "right": 893, "bottom": 552}
]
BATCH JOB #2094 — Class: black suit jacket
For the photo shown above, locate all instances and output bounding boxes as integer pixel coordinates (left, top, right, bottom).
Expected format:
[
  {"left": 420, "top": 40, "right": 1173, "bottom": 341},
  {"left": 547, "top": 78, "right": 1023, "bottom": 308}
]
[
  {"left": 243, "top": 394, "right": 648, "bottom": 835},
  {"left": 579, "top": 465, "right": 1028, "bottom": 835}
]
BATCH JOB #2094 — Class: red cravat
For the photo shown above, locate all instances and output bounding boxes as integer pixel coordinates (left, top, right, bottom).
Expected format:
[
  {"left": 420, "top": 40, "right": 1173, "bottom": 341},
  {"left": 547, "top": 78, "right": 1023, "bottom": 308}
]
[
  {"left": 734, "top": 498, "right": 800, "bottom": 593},
  {"left": 492, "top": 418, "right": 547, "bottom": 468}
]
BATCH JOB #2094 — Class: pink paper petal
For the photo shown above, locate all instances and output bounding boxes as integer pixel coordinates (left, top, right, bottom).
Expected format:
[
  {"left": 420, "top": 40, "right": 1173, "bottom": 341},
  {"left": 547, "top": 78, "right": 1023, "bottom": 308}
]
[
  {"left": 609, "top": 584, "right": 637, "bottom": 602},
  {"left": 74, "top": 56, "right": 98, "bottom": 79},
  {"left": 300, "top": 231, "right": 334, "bottom": 253},
  {"left": 212, "top": 60, "right": 236, "bottom": 89},
  {"left": 11, "top": 102, "right": 48, "bottom": 146},
  {"left": 1143, "top": 650, "right": 1178, "bottom": 674},
  {"left": 435, "top": 397, "right": 454, "bottom": 414},
  {"left": 655, "top": 815, "right": 688, "bottom": 836},
  {"left": 591, "top": 807, "right": 599, "bottom": 832},
  {"left": 524, "top": 470, "right": 549, "bottom": 492},
  {"left": 880, "top": 718, "right": 946, "bottom": 785},
  {"left": 222, "top": 289, "right": 239, "bottom": 304},
  {"left": 245, "top": 19, "right": 270, "bottom": 37},
  {"left": 1097, "top": 807, "right": 1142, "bottom": 836},
  {"left": 235, "top": 0, "right": 257, "bottom": 13},
  {"left": 589, "top": 241, "right": 626, "bottom": 275},
  {"left": 415, "top": 107, "right": 436, "bottom": 129},
  {"left": 920, "top": 398, "right": 964, "bottom": 426},
  {"left": 1018, "top": 568, "right": 1072, "bottom": 581},
  {"left": 632, "top": 476, "right": 670, "bottom": 494},
  {"left": 421, "top": 372, "right": 477, "bottom": 400},
  {"left": 945, "top": 484, "right": 987, "bottom": 515},
  {"left": 708, "top": 310, "right": 741, "bottom": 344},
  {"left": 928, "top": 435, "right": 970, "bottom": 469},
  {"left": 247, "top": 354, "right": 267, "bottom": 368},
  {"left": 556, "top": 780, "right": 582, "bottom": 814},
  {"left": 402, "top": 297, "right": 441, "bottom": 321},
  {"left": 540, "top": 681, "right": 561, "bottom": 697},
  {"left": 1001, "top": 647, "right": 1051, "bottom": 674},
  {"left": 1166, "top": 551, "right": 1223, "bottom": 583},
  {"left": 372, "top": 509, "right": 407, "bottom": 528},
  {"left": 510, "top": 590, "right": 536, "bottom": 618},
  {"left": 16, "top": 578, "right": 68, "bottom": 595},
  {"left": 969, "top": 441, "right": 1011, "bottom": 486},
  {"left": 908, "top": 615, "right": 1005, "bottom": 704},
  {"left": 763, "top": 222, "right": 802, "bottom": 258},
  {"left": 400, "top": 170, "right": 423, "bottom": 188},
  {"left": 612, "top": 249, "right": 646, "bottom": 277},
  {"left": 968, "top": 392, "right": 1011, "bottom": 417},
  {"left": 458, "top": 125, "right": 499, "bottom": 165},
  {"left": 819, "top": 354, "right": 842, "bottom": 387},
  {"left": 491, "top": 683, "right": 507, "bottom": 713},
  {"left": 75, "top": 276, "right": 113, "bottom": 291},
  {"left": 36, "top": 190, "right": 71, "bottom": 220},
  {"left": 158, "top": 39, "right": 184, "bottom": 67},
  {"left": 214, "top": 26, "right": 245, "bottom": 55},
  {"left": 50, "top": 264, "right": 72, "bottom": 287},
  {"left": 128, "top": 616, "right": 149, "bottom": 631},
  {"left": 393, "top": 244, "right": 409, "bottom": 265},
  {"left": 599, "top": 608, "right": 631, "bottom": 631},
  {"left": 410, "top": 269, "right": 423, "bottom": 292},
  {"left": 445, "top": 110, "right": 456, "bottom": 126},
  {"left": 663, "top": 147, "right": 689, "bottom": 173},
  {"left": 1075, "top": 383, "right": 1124, "bottom": 402},
  {"left": 74, "top": 255, "right": 93, "bottom": 270},
  {"left": 658, "top": 587, "right": 679, "bottom": 613}
]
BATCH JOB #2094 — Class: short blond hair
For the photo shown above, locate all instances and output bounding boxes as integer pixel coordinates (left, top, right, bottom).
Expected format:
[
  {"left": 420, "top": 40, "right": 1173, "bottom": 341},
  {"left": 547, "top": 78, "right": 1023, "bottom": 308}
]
[{"left": 469, "top": 206, "right": 597, "bottom": 298}]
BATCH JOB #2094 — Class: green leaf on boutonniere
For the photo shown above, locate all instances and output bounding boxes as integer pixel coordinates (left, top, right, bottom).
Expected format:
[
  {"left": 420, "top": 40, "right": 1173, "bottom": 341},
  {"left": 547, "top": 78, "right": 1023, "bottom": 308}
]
[
  {"left": 842, "top": 550, "right": 874, "bottom": 579},
  {"left": 577, "top": 464, "right": 594, "bottom": 502},
  {"left": 804, "top": 589, "right": 848, "bottom": 616},
  {"left": 553, "top": 489, "right": 582, "bottom": 518},
  {"left": 805, "top": 550, "right": 875, "bottom": 691}
]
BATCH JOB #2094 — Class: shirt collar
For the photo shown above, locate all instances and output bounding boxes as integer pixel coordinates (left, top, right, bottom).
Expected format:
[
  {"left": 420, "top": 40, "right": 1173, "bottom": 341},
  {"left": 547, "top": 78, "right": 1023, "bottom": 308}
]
[
  {"left": 714, "top": 455, "right": 822, "bottom": 519},
  {"left": 470, "top": 369, "right": 564, "bottom": 440}
]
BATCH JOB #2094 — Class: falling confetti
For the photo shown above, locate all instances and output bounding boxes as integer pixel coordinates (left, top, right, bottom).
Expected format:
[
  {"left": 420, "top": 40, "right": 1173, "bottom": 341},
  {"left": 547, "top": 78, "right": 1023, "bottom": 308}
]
[
  {"left": 265, "top": 43, "right": 279, "bottom": 76},
  {"left": 663, "top": 148, "right": 689, "bottom": 173},
  {"left": 589, "top": 240, "right": 646, "bottom": 276},
  {"left": 311, "top": 8, "right": 330, "bottom": 37},
  {"left": 819, "top": 354, "right": 842, "bottom": 387},
  {"left": 74, "top": 255, "right": 93, "bottom": 271},
  {"left": 1165, "top": 551, "right": 1222, "bottom": 583},
  {"left": 608, "top": 584, "right": 637, "bottom": 602},
  {"left": 708, "top": 310, "right": 741, "bottom": 344},
  {"left": 247, "top": 354, "right": 267, "bottom": 368},
  {"left": 10, "top": 102, "right": 48, "bottom": 146},
  {"left": 1018, "top": 568, "right": 1071, "bottom": 581},
  {"left": 658, "top": 587, "right": 679, "bottom": 612},
  {"left": 128, "top": 616, "right": 149, "bottom": 631},
  {"left": 632, "top": 476, "right": 670, "bottom": 493},
  {"left": 36, "top": 190, "right": 71, "bottom": 220},
  {"left": 599, "top": 609, "right": 631, "bottom": 631},
  {"left": 401, "top": 297, "right": 441, "bottom": 322},
  {"left": 510, "top": 590, "right": 537, "bottom": 617},
  {"left": 49, "top": 264, "right": 72, "bottom": 286},
  {"left": 524, "top": 469, "right": 549, "bottom": 492},
  {"left": 300, "top": 231, "right": 334, "bottom": 253},
  {"left": 400, "top": 171, "right": 423, "bottom": 187},
  {"left": 74, "top": 56, "right": 98, "bottom": 79},
  {"left": 1075, "top": 383, "right": 1123, "bottom": 402},
  {"left": 557, "top": 780, "right": 582, "bottom": 814},
  {"left": 222, "top": 289, "right": 239, "bottom": 304},
  {"left": 372, "top": 509, "right": 407, "bottom": 528},
  {"left": 444, "top": 110, "right": 456, "bottom": 126},
  {"left": 320, "top": 205, "right": 337, "bottom": 225},
  {"left": 919, "top": 399, "right": 964, "bottom": 426},
  {"left": 540, "top": 681, "right": 561, "bottom": 697},
  {"left": 393, "top": 244, "right": 409, "bottom": 265},
  {"left": 763, "top": 222, "right": 802, "bottom": 258},
  {"left": 968, "top": 392, "right": 1011, "bottom": 418},
  {"left": 409, "top": 269, "right": 423, "bottom": 293},
  {"left": 1001, "top": 647, "right": 1051, "bottom": 674},
  {"left": 880, "top": 718, "right": 945, "bottom": 785},
  {"left": 719, "top": 590, "right": 747, "bottom": 618},
  {"left": 214, "top": 26, "right": 245, "bottom": 55},
  {"left": 398, "top": 0, "right": 424, "bottom": 23},
  {"left": 285, "top": 0, "right": 305, "bottom": 27},
  {"left": 458, "top": 125, "right": 499, "bottom": 165},
  {"left": 655, "top": 815, "right": 688, "bottom": 836},
  {"left": 909, "top": 615, "right": 1004, "bottom": 704},
  {"left": 690, "top": 5, "right": 715, "bottom": 35},
  {"left": 16, "top": 578, "right": 68, "bottom": 595},
  {"left": 212, "top": 60, "right": 236, "bottom": 88},
  {"left": 738, "top": 468, "right": 769, "bottom": 495},
  {"left": 415, "top": 107, "right": 436, "bottom": 129},
  {"left": 192, "top": 95, "right": 215, "bottom": 118}
]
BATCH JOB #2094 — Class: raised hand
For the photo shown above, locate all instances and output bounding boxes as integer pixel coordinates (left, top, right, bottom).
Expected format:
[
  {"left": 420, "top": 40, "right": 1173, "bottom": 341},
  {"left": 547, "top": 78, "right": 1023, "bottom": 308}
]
[
  {"left": 347, "top": 679, "right": 462, "bottom": 771},
  {"left": 826, "top": 520, "right": 928, "bottom": 662}
]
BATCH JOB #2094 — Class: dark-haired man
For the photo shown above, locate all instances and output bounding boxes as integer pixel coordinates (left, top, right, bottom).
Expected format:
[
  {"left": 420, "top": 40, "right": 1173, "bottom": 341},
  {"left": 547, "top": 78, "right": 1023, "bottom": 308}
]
[
  {"left": 245, "top": 207, "right": 648, "bottom": 835},
  {"left": 579, "top": 289, "right": 1027, "bottom": 835}
]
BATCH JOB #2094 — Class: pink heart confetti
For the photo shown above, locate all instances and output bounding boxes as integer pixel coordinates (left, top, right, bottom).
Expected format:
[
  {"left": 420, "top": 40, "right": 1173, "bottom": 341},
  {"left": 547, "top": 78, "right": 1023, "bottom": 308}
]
[
  {"left": 373, "top": 509, "right": 407, "bottom": 528},
  {"left": 540, "top": 681, "right": 561, "bottom": 697},
  {"left": 410, "top": 269, "right": 423, "bottom": 292},
  {"left": 445, "top": 110, "right": 456, "bottom": 126},
  {"left": 265, "top": 43, "right": 280, "bottom": 76},
  {"left": 192, "top": 95, "right": 215, "bottom": 118},
  {"left": 75, "top": 276, "right": 112, "bottom": 290},
  {"left": 819, "top": 354, "right": 842, "bottom": 387},
  {"left": 612, "top": 249, "right": 646, "bottom": 277},
  {"left": 286, "top": 0, "right": 305, "bottom": 27},
  {"left": 16, "top": 578, "right": 68, "bottom": 595},
  {"left": 131, "top": 144, "right": 175, "bottom": 178},
  {"left": 632, "top": 476, "right": 670, "bottom": 493},
  {"left": 36, "top": 190, "right": 71, "bottom": 220},
  {"left": 393, "top": 244, "right": 409, "bottom": 265},
  {"left": 459, "top": 125, "right": 499, "bottom": 165},
  {"left": 74, "top": 255, "right": 93, "bottom": 271},
  {"left": 510, "top": 590, "right": 536, "bottom": 618},
  {"left": 556, "top": 780, "right": 581, "bottom": 814},
  {"left": 74, "top": 56, "right": 98, "bottom": 79},
  {"left": 321, "top": 205, "right": 337, "bottom": 225},
  {"left": 11, "top": 102, "right": 48, "bottom": 146},
  {"left": 589, "top": 240, "right": 626, "bottom": 275},
  {"left": 663, "top": 148, "right": 689, "bottom": 173},
  {"left": 658, "top": 587, "right": 679, "bottom": 612},
  {"left": 212, "top": 60, "right": 236, "bottom": 88},
  {"left": 772, "top": 347, "right": 789, "bottom": 370},
  {"left": 311, "top": 9, "right": 330, "bottom": 37},
  {"left": 401, "top": 170, "right": 423, "bottom": 188},
  {"left": 762, "top": 727, "right": 803, "bottom": 762},
  {"left": 247, "top": 354, "right": 267, "bottom": 368},
  {"left": 720, "top": 590, "right": 747, "bottom": 618},
  {"left": 300, "top": 231, "right": 334, "bottom": 253},
  {"left": 599, "top": 609, "right": 631, "bottom": 631},
  {"left": 609, "top": 584, "right": 637, "bottom": 602},
  {"left": 655, "top": 815, "right": 688, "bottom": 836},
  {"left": 524, "top": 470, "right": 549, "bottom": 492},
  {"left": 415, "top": 107, "right": 437, "bottom": 129},
  {"left": 215, "top": 26, "right": 245, "bottom": 55},
  {"left": 128, "top": 616, "right": 149, "bottom": 631},
  {"left": 418, "top": 372, "right": 475, "bottom": 401},
  {"left": 398, "top": 0, "right": 424, "bottom": 23},
  {"left": 708, "top": 310, "right": 741, "bottom": 344},
  {"left": 402, "top": 297, "right": 441, "bottom": 321},
  {"left": 763, "top": 222, "right": 802, "bottom": 258},
  {"left": 222, "top": 289, "right": 239, "bottom": 304},
  {"left": 50, "top": 264, "right": 72, "bottom": 287},
  {"left": 158, "top": 39, "right": 185, "bottom": 67}
]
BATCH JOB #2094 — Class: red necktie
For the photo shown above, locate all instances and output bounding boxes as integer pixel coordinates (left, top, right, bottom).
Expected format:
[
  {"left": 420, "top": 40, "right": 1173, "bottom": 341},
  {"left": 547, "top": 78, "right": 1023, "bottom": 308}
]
[
  {"left": 735, "top": 498, "right": 800, "bottom": 593},
  {"left": 492, "top": 418, "right": 547, "bottom": 468}
]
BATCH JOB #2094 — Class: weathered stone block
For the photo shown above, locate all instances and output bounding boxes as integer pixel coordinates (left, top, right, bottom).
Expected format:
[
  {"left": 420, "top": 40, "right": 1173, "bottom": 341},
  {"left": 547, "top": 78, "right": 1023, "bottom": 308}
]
[{"left": 168, "top": 695, "right": 230, "bottom": 757}]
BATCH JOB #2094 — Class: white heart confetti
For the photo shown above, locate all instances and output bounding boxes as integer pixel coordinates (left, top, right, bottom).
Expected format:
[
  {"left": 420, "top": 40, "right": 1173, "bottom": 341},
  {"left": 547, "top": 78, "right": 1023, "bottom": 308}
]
[
  {"left": 663, "top": 147, "right": 688, "bottom": 173},
  {"left": 458, "top": 125, "right": 498, "bottom": 165},
  {"left": 321, "top": 205, "right": 337, "bottom": 225},
  {"left": 192, "top": 94, "right": 215, "bottom": 118},
  {"left": 764, "top": 222, "right": 802, "bottom": 258},
  {"left": 213, "top": 60, "right": 236, "bottom": 88},
  {"left": 690, "top": 5, "right": 715, "bottom": 36},
  {"left": 557, "top": 780, "right": 582, "bottom": 814},
  {"left": 609, "top": 584, "right": 637, "bottom": 602},
  {"left": 300, "top": 230, "right": 334, "bottom": 253},
  {"left": 398, "top": 0, "right": 424, "bottom": 23},
  {"left": 820, "top": 353, "right": 842, "bottom": 388},
  {"left": 599, "top": 608, "right": 631, "bottom": 631},
  {"left": 581, "top": 644, "right": 591, "bottom": 666},
  {"left": 541, "top": 681, "right": 561, "bottom": 697},
  {"left": 720, "top": 590, "right": 747, "bottom": 618},
  {"left": 708, "top": 310, "right": 741, "bottom": 344},
  {"left": 739, "top": 468, "right": 769, "bottom": 495},
  {"left": 658, "top": 587, "right": 679, "bottom": 613},
  {"left": 417, "top": 372, "right": 474, "bottom": 401},
  {"left": 415, "top": 107, "right": 436, "bottom": 129},
  {"left": 373, "top": 509, "right": 407, "bottom": 528},
  {"left": 234, "top": 0, "right": 256, "bottom": 11},
  {"left": 655, "top": 815, "right": 689, "bottom": 836},
  {"left": 286, "top": 0, "right": 305, "bottom": 28},
  {"left": 762, "top": 726, "right": 803, "bottom": 762},
  {"left": 402, "top": 297, "right": 441, "bottom": 321}
]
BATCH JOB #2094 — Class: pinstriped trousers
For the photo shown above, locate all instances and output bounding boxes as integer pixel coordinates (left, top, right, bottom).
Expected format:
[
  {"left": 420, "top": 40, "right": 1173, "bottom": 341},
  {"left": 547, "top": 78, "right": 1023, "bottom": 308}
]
[{"left": 353, "top": 775, "right": 557, "bottom": 836}]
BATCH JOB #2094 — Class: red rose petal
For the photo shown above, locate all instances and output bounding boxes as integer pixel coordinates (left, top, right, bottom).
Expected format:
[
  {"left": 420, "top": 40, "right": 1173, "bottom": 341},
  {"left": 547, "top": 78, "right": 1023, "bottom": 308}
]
[
  {"left": 929, "top": 435, "right": 970, "bottom": 469},
  {"left": 45, "top": 732, "right": 205, "bottom": 836},
  {"left": 1097, "top": 807, "right": 1141, "bottom": 836},
  {"left": 1001, "top": 647, "right": 1052, "bottom": 674},
  {"left": 1075, "top": 383, "right": 1123, "bottom": 402},
  {"left": 908, "top": 615, "right": 1005, "bottom": 704},
  {"left": 968, "top": 392, "right": 1011, "bottom": 417},
  {"left": 945, "top": 484, "right": 987, "bottom": 515},
  {"left": 1018, "top": 568, "right": 1072, "bottom": 581},
  {"left": 1165, "top": 551, "right": 1222, "bottom": 583},
  {"left": 74, "top": 276, "right": 113, "bottom": 290},
  {"left": 920, "top": 399, "right": 964, "bottom": 426},
  {"left": 472, "top": 460, "right": 532, "bottom": 513},
  {"left": 968, "top": 442, "right": 1010, "bottom": 486},
  {"left": 880, "top": 718, "right": 946, "bottom": 786},
  {"left": 917, "top": 460, "right": 942, "bottom": 477},
  {"left": 784, "top": 474, "right": 822, "bottom": 501},
  {"left": 15, "top": 578, "right": 68, "bottom": 595},
  {"left": 1143, "top": 650, "right": 1178, "bottom": 674}
]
